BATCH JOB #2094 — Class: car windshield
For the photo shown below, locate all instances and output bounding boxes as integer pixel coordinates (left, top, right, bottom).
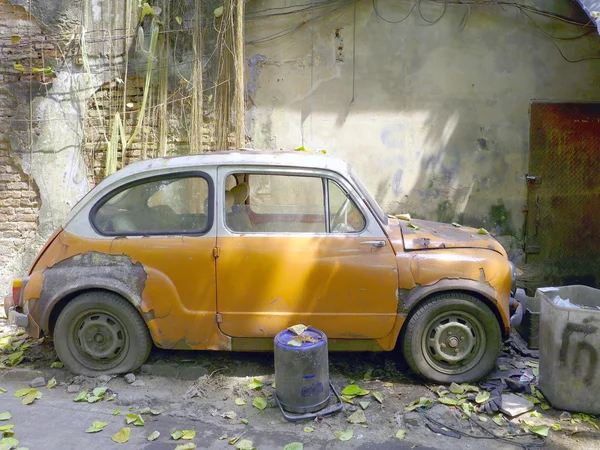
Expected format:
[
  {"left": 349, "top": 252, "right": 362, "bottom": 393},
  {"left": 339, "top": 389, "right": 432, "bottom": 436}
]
[{"left": 349, "top": 166, "right": 387, "bottom": 224}]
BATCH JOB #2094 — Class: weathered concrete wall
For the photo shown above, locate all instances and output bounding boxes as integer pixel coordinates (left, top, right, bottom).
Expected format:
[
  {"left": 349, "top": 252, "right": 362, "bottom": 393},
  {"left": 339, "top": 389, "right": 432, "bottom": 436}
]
[{"left": 245, "top": 0, "right": 600, "bottom": 244}]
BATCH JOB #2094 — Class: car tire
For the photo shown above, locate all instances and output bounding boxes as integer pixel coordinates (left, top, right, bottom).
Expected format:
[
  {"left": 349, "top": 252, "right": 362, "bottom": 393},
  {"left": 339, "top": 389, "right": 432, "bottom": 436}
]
[
  {"left": 401, "top": 292, "right": 502, "bottom": 384},
  {"left": 54, "top": 291, "right": 152, "bottom": 376}
]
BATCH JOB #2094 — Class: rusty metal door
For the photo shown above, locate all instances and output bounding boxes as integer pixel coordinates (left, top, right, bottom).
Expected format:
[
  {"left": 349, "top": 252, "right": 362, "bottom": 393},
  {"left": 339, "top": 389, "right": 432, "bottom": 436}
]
[{"left": 525, "top": 102, "right": 600, "bottom": 291}]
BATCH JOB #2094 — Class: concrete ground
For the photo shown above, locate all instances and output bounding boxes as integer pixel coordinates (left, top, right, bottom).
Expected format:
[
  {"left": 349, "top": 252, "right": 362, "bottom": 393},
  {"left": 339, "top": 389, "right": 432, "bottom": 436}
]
[{"left": 1, "top": 318, "right": 599, "bottom": 450}]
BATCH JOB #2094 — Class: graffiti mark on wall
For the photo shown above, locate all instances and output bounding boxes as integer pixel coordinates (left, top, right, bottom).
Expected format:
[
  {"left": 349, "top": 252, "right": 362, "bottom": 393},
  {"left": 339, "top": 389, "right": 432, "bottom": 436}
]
[{"left": 559, "top": 322, "right": 599, "bottom": 386}]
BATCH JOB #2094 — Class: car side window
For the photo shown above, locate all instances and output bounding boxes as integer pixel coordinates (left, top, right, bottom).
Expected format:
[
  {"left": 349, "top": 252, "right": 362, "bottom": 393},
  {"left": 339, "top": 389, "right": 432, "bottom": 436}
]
[
  {"left": 329, "top": 180, "right": 366, "bottom": 233},
  {"left": 92, "top": 175, "right": 211, "bottom": 235},
  {"left": 223, "top": 173, "right": 366, "bottom": 234},
  {"left": 225, "top": 174, "right": 326, "bottom": 233}
]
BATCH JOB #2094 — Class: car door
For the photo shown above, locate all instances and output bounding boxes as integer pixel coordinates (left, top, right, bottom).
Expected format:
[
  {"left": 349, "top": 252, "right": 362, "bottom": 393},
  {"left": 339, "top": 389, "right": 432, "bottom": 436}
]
[
  {"left": 215, "top": 166, "right": 399, "bottom": 339},
  {"left": 90, "top": 170, "right": 222, "bottom": 349}
]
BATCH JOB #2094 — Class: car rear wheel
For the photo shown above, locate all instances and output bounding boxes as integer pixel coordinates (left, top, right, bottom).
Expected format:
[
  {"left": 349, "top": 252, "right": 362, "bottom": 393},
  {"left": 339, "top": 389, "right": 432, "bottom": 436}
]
[
  {"left": 401, "top": 293, "right": 502, "bottom": 383},
  {"left": 54, "top": 291, "right": 152, "bottom": 376}
]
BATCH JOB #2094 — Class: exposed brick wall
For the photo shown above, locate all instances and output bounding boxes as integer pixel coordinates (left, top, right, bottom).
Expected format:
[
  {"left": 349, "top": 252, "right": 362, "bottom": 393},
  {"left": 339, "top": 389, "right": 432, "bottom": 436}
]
[{"left": 0, "top": 0, "right": 49, "bottom": 291}]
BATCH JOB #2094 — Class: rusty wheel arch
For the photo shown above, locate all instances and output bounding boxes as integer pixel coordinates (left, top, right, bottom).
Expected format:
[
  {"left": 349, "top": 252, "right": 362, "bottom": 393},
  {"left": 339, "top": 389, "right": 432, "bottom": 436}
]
[
  {"left": 47, "top": 288, "right": 145, "bottom": 336},
  {"left": 398, "top": 289, "right": 508, "bottom": 345}
]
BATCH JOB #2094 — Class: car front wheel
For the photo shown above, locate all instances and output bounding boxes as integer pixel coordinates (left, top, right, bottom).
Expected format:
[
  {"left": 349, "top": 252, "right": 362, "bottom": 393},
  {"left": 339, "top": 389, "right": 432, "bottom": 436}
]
[
  {"left": 54, "top": 291, "right": 152, "bottom": 376},
  {"left": 401, "top": 293, "right": 502, "bottom": 384}
]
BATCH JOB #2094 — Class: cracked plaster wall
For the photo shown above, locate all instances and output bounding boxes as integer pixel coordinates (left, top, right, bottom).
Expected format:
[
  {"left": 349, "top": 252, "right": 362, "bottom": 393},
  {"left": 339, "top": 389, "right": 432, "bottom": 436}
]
[{"left": 244, "top": 0, "right": 600, "bottom": 252}]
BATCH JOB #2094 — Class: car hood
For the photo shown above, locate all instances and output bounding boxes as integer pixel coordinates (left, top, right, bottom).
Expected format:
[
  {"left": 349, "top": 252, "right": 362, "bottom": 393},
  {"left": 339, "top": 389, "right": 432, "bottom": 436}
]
[{"left": 398, "top": 219, "right": 507, "bottom": 256}]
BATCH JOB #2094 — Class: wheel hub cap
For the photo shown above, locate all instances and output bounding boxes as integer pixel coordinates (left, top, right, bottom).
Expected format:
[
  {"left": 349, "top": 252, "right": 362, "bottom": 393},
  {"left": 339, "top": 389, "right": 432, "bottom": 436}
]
[
  {"left": 77, "top": 314, "right": 125, "bottom": 361},
  {"left": 426, "top": 315, "right": 479, "bottom": 365}
]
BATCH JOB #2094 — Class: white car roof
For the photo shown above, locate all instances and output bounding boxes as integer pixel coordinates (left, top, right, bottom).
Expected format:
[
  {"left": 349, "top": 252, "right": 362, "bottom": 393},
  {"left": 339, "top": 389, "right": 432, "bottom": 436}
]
[{"left": 63, "top": 151, "right": 353, "bottom": 231}]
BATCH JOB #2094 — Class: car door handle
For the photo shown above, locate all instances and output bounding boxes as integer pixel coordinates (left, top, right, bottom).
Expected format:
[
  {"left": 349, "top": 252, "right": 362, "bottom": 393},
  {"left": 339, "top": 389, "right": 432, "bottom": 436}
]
[{"left": 360, "top": 240, "right": 386, "bottom": 248}]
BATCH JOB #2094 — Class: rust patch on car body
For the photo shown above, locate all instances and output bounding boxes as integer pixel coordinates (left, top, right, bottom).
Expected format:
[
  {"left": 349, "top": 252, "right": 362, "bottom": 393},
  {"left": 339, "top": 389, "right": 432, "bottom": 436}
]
[
  {"left": 22, "top": 229, "right": 232, "bottom": 351},
  {"left": 29, "top": 251, "right": 148, "bottom": 335},
  {"left": 400, "top": 219, "right": 507, "bottom": 257}
]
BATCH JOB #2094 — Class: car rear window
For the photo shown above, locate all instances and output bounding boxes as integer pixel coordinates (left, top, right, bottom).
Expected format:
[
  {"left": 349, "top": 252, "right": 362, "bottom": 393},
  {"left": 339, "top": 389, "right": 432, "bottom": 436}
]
[{"left": 91, "top": 174, "right": 213, "bottom": 235}]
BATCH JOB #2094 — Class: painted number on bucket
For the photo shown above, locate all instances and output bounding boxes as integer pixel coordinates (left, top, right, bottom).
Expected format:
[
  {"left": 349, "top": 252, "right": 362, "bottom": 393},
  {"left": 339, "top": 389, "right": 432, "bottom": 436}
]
[{"left": 301, "top": 381, "right": 324, "bottom": 398}]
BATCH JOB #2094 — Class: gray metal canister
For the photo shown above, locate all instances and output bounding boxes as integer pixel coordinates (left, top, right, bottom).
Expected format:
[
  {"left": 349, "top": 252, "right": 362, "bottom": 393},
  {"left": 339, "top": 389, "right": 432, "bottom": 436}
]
[{"left": 274, "top": 327, "right": 330, "bottom": 414}]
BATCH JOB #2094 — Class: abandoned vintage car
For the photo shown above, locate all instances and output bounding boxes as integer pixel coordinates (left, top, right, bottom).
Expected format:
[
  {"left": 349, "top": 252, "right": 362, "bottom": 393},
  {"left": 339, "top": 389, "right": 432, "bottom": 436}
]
[{"left": 4, "top": 151, "right": 518, "bottom": 383}]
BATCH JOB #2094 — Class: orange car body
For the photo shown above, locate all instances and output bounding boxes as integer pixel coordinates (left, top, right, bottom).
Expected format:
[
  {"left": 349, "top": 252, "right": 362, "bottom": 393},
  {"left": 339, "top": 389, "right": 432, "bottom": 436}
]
[{"left": 5, "top": 152, "right": 514, "bottom": 354}]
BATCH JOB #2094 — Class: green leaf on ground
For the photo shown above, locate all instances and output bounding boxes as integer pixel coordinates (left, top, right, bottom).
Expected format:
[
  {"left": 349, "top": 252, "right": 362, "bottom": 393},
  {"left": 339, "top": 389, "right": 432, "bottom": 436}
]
[
  {"left": 247, "top": 378, "right": 263, "bottom": 390},
  {"left": 172, "top": 430, "right": 184, "bottom": 440},
  {"left": 222, "top": 411, "right": 237, "bottom": 419},
  {"left": 532, "top": 368, "right": 539, "bottom": 377},
  {"left": 372, "top": 391, "right": 384, "bottom": 404},
  {"left": 92, "top": 387, "right": 107, "bottom": 398},
  {"left": 551, "top": 423, "right": 562, "bottom": 431},
  {"left": 540, "top": 403, "right": 550, "bottom": 410},
  {"left": 235, "top": 398, "right": 246, "bottom": 406},
  {"left": 475, "top": 391, "right": 490, "bottom": 404},
  {"left": 219, "top": 434, "right": 228, "bottom": 440},
  {"left": 175, "top": 16, "right": 183, "bottom": 25},
  {"left": 479, "top": 416, "right": 488, "bottom": 422},
  {"left": 334, "top": 429, "right": 354, "bottom": 441},
  {"left": 477, "top": 228, "right": 489, "bottom": 235},
  {"left": 21, "top": 389, "right": 42, "bottom": 405},
  {"left": 347, "top": 410, "right": 366, "bottom": 424},
  {"left": 147, "top": 430, "right": 160, "bottom": 441},
  {"left": 0, "top": 437, "right": 19, "bottom": 449},
  {"left": 438, "top": 397, "right": 458, "bottom": 406},
  {"left": 461, "top": 384, "right": 480, "bottom": 393},
  {"left": 395, "top": 429, "right": 406, "bottom": 440},
  {"left": 181, "top": 430, "right": 196, "bottom": 440},
  {"left": 85, "top": 421, "right": 108, "bottom": 433},
  {"left": 175, "top": 444, "right": 197, "bottom": 450},
  {"left": 283, "top": 443, "right": 303, "bottom": 450},
  {"left": 530, "top": 411, "right": 543, "bottom": 418},
  {"left": 359, "top": 401, "right": 370, "bottom": 410},
  {"left": 461, "top": 402, "right": 473, "bottom": 417},
  {"left": 106, "top": 394, "right": 115, "bottom": 402},
  {"left": 405, "top": 397, "right": 433, "bottom": 411},
  {"left": 396, "top": 213, "right": 411, "bottom": 221},
  {"left": 6, "top": 352, "right": 23, "bottom": 367},
  {"left": 234, "top": 439, "right": 255, "bottom": 450},
  {"left": 0, "top": 413, "right": 11, "bottom": 421},
  {"left": 50, "top": 362, "right": 63, "bottom": 369},
  {"left": 498, "top": 365, "right": 508, "bottom": 371},
  {"left": 341, "top": 385, "right": 369, "bottom": 397},
  {"left": 241, "top": 418, "right": 248, "bottom": 425},
  {"left": 0, "top": 425, "right": 14, "bottom": 432},
  {"left": 213, "top": 6, "right": 224, "bottom": 17},
  {"left": 140, "top": 407, "right": 161, "bottom": 415},
  {"left": 524, "top": 361, "right": 539, "bottom": 367},
  {"left": 252, "top": 396, "right": 267, "bottom": 410},
  {"left": 113, "top": 410, "right": 121, "bottom": 415},
  {"left": 341, "top": 395, "right": 354, "bottom": 404},
  {"left": 111, "top": 427, "right": 130, "bottom": 443},
  {"left": 530, "top": 426, "right": 549, "bottom": 437},
  {"left": 46, "top": 378, "right": 57, "bottom": 389},
  {"left": 303, "top": 426, "right": 314, "bottom": 432},
  {"left": 13, "top": 389, "right": 31, "bottom": 398},
  {"left": 449, "top": 383, "right": 464, "bottom": 395},
  {"left": 408, "top": 222, "right": 420, "bottom": 230},
  {"left": 493, "top": 415, "right": 505, "bottom": 426},
  {"left": 0, "top": 388, "right": 6, "bottom": 394},
  {"left": 73, "top": 391, "right": 88, "bottom": 402},
  {"left": 125, "top": 414, "right": 144, "bottom": 426}
]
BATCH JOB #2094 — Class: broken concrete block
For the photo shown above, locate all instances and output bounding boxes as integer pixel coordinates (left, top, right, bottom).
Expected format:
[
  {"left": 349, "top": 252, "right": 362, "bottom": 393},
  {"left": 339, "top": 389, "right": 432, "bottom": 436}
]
[
  {"left": 124, "top": 373, "right": 136, "bottom": 384},
  {"left": 29, "top": 377, "right": 45, "bottom": 388},
  {"left": 499, "top": 393, "right": 534, "bottom": 417},
  {"left": 67, "top": 384, "right": 81, "bottom": 393},
  {"left": 131, "top": 380, "right": 145, "bottom": 387}
]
